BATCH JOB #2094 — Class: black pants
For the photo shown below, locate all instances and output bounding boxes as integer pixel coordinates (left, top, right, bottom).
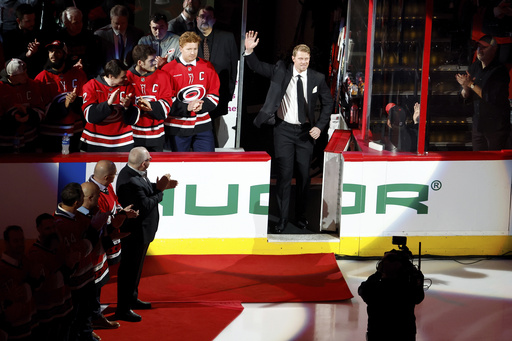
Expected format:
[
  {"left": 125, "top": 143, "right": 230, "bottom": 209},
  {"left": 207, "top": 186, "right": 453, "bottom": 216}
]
[
  {"left": 273, "top": 120, "right": 314, "bottom": 221},
  {"left": 116, "top": 234, "right": 150, "bottom": 313}
]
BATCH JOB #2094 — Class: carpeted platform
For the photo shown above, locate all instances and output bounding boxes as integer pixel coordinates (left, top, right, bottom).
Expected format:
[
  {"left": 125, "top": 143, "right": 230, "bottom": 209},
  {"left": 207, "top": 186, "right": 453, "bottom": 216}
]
[{"left": 99, "top": 253, "right": 352, "bottom": 340}]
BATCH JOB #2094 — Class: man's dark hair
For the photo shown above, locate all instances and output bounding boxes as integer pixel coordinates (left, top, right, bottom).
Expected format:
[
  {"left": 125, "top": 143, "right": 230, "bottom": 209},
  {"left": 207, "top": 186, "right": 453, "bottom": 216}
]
[
  {"left": 150, "top": 12, "right": 168, "bottom": 24},
  {"left": 3, "top": 225, "right": 23, "bottom": 241},
  {"left": 103, "top": 59, "right": 129, "bottom": 77},
  {"left": 202, "top": 5, "right": 215, "bottom": 16},
  {"left": 36, "top": 213, "right": 54, "bottom": 227},
  {"left": 132, "top": 45, "right": 156, "bottom": 63},
  {"left": 61, "top": 182, "right": 82, "bottom": 206},
  {"left": 16, "top": 4, "right": 35, "bottom": 20}
]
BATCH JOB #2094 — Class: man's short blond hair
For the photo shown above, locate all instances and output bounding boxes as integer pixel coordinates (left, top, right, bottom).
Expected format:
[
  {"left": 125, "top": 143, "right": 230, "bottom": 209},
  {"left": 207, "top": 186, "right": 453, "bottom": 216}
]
[
  {"left": 293, "top": 44, "right": 310, "bottom": 57},
  {"left": 179, "top": 31, "right": 201, "bottom": 47}
]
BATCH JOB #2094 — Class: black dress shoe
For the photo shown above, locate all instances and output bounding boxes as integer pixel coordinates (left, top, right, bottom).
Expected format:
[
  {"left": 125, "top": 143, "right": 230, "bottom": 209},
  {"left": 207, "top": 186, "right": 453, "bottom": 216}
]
[
  {"left": 133, "top": 299, "right": 152, "bottom": 310},
  {"left": 113, "top": 309, "right": 142, "bottom": 322},
  {"left": 274, "top": 219, "right": 287, "bottom": 234},
  {"left": 296, "top": 216, "right": 308, "bottom": 229}
]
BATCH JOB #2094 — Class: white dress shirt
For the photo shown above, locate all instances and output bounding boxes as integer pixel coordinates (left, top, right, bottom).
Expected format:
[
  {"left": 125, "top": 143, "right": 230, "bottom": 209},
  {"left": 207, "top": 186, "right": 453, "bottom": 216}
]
[{"left": 277, "top": 68, "right": 308, "bottom": 124}]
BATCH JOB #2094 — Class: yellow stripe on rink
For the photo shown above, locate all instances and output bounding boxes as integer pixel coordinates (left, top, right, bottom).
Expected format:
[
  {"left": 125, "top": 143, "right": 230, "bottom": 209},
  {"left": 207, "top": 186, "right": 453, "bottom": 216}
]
[{"left": 146, "top": 235, "right": 512, "bottom": 257}]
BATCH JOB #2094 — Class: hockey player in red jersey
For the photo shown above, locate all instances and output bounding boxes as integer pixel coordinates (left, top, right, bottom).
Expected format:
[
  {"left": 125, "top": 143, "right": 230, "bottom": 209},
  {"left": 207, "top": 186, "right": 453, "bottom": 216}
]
[
  {"left": 0, "top": 58, "right": 45, "bottom": 153},
  {"left": 127, "top": 44, "right": 173, "bottom": 152},
  {"left": 161, "top": 31, "right": 220, "bottom": 152},
  {"left": 80, "top": 59, "right": 140, "bottom": 152},
  {"left": 35, "top": 40, "right": 89, "bottom": 152}
]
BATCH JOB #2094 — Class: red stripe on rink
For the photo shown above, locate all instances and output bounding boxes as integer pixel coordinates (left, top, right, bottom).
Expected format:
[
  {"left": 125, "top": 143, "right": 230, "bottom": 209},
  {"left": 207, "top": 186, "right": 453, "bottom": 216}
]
[{"left": 0, "top": 151, "right": 271, "bottom": 163}]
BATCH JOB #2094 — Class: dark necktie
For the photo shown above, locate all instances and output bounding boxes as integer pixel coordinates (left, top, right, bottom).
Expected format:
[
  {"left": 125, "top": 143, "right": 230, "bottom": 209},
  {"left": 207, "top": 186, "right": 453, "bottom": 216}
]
[
  {"left": 296, "top": 75, "right": 306, "bottom": 124},
  {"left": 203, "top": 37, "right": 210, "bottom": 61},
  {"left": 117, "top": 34, "right": 124, "bottom": 60}
]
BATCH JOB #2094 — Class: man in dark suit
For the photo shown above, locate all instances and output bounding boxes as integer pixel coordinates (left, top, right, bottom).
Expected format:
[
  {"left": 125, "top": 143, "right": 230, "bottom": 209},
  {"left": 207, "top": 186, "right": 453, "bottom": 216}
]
[
  {"left": 244, "top": 31, "right": 334, "bottom": 234},
  {"left": 196, "top": 6, "right": 238, "bottom": 146},
  {"left": 114, "top": 147, "right": 178, "bottom": 322},
  {"left": 168, "top": 0, "right": 201, "bottom": 35},
  {"left": 94, "top": 4, "right": 144, "bottom": 68}
]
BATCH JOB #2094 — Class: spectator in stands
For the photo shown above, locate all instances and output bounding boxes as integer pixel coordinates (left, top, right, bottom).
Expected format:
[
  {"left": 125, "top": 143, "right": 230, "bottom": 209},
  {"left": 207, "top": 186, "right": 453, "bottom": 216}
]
[
  {"left": 3, "top": 3, "right": 45, "bottom": 78},
  {"left": 196, "top": 6, "right": 238, "bottom": 147},
  {"left": 28, "top": 213, "right": 74, "bottom": 341},
  {"left": 0, "top": 1, "right": 39, "bottom": 36},
  {"left": 128, "top": 44, "right": 174, "bottom": 151},
  {"left": 35, "top": 40, "right": 89, "bottom": 153},
  {"left": 0, "top": 58, "right": 45, "bottom": 153},
  {"left": 94, "top": 4, "right": 144, "bottom": 68},
  {"left": 138, "top": 12, "right": 181, "bottom": 69},
  {"left": 57, "top": 6, "right": 102, "bottom": 78},
  {"left": 0, "top": 225, "right": 42, "bottom": 340},
  {"left": 168, "top": 0, "right": 201, "bottom": 35},
  {"left": 80, "top": 58, "right": 140, "bottom": 152}
]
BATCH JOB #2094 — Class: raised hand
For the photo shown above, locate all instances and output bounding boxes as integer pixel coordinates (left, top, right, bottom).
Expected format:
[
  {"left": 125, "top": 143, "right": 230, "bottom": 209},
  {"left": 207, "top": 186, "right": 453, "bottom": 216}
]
[{"left": 244, "top": 31, "right": 259, "bottom": 54}]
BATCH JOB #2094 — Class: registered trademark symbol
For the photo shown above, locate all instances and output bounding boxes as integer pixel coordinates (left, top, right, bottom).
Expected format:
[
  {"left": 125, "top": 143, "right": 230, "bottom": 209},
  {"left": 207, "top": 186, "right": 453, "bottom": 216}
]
[{"left": 431, "top": 180, "right": 442, "bottom": 191}]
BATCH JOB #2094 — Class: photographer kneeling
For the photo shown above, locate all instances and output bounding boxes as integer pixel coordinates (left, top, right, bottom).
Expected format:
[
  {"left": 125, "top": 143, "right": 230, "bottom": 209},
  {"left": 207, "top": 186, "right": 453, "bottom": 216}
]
[{"left": 358, "top": 248, "right": 425, "bottom": 341}]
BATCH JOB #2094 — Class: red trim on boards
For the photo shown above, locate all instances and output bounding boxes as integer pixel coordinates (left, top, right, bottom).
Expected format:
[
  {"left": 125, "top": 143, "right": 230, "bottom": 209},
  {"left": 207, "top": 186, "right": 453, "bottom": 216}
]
[{"left": 0, "top": 152, "right": 271, "bottom": 164}]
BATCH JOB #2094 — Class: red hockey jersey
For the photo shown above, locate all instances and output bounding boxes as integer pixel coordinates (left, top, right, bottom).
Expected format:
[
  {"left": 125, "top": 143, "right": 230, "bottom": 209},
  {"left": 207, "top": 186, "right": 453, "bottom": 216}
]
[
  {"left": 34, "top": 66, "right": 88, "bottom": 137},
  {"left": 0, "top": 79, "right": 45, "bottom": 148},
  {"left": 127, "top": 67, "right": 173, "bottom": 148},
  {"left": 161, "top": 58, "right": 220, "bottom": 136},
  {"left": 80, "top": 76, "right": 140, "bottom": 151}
]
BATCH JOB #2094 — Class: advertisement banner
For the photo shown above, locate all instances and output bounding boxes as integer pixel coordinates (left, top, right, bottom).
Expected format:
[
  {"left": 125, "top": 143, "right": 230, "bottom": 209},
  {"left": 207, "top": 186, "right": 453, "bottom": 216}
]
[
  {"left": 2, "top": 158, "right": 271, "bottom": 239},
  {"left": 340, "top": 160, "right": 512, "bottom": 237}
]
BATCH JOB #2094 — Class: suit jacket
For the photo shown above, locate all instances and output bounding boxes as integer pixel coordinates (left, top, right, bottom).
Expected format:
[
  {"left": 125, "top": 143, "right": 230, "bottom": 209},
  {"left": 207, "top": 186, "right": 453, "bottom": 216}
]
[
  {"left": 116, "top": 165, "right": 164, "bottom": 244},
  {"left": 198, "top": 28, "right": 239, "bottom": 118},
  {"left": 245, "top": 52, "right": 333, "bottom": 129},
  {"left": 168, "top": 14, "right": 196, "bottom": 36},
  {"left": 94, "top": 24, "right": 144, "bottom": 66}
]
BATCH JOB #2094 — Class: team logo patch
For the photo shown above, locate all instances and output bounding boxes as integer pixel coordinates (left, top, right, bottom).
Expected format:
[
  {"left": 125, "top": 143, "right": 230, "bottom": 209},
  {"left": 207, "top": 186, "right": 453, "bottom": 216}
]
[{"left": 177, "top": 84, "right": 206, "bottom": 103}]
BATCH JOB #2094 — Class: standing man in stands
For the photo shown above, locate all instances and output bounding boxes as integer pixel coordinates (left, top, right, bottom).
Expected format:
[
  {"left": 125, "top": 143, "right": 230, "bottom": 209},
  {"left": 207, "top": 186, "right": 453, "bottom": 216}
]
[
  {"left": 167, "top": 0, "right": 201, "bottom": 35},
  {"left": 244, "top": 31, "right": 334, "bottom": 233},
  {"left": 80, "top": 59, "right": 140, "bottom": 152},
  {"left": 57, "top": 6, "right": 101, "bottom": 78},
  {"left": 196, "top": 6, "right": 238, "bottom": 147},
  {"left": 138, "top": 13, "right": 181, "bottom": 69},
  {"left": 114, "top": 147, "right": 178, "bottom": 322},
  {"left": 3, "top": 3, "right": 45, "bottom": 78},
  {"left": 94, "top": 4, "right": 144, "bottom": 68},
  {"left": 127, "top": 44, "right": 174, "bottom": 151}
]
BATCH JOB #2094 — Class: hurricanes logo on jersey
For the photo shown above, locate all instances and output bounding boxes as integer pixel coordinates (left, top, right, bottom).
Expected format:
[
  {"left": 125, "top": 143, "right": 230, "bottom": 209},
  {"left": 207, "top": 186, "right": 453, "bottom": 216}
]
[{"left": 177, "top": 84, "right": 206, "bottom": 103}]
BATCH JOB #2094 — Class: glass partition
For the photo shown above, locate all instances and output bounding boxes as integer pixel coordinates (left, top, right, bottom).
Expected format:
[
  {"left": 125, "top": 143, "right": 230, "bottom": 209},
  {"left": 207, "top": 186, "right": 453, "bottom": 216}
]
[{"left": 369, "top": 0, "right": 425, "bottom": 153}]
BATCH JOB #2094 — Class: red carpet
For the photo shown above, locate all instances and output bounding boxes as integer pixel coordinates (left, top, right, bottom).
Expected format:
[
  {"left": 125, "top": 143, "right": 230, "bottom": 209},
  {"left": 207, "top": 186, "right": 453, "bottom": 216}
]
[
  {"left": 101, "top": 253, "right": 353, "bottom": 303},
  {"left": 99, "top": 253, "right": 352, "bottom": 340}
]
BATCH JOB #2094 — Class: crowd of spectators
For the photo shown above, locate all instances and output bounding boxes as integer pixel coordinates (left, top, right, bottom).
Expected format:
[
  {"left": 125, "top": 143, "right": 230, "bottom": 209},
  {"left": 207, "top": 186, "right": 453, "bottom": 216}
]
[{"left": 0, "top": 0, "right": 237, "bottom": 154}]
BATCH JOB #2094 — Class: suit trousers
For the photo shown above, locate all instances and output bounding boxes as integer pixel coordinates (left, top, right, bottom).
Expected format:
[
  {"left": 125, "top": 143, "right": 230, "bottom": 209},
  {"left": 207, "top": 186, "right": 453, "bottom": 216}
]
[
  {"left": 116, "top": 233, "right": 150, "bottom": 313},
  {"left": 273, "top": 120, "right": 314, "bottom": 221}
]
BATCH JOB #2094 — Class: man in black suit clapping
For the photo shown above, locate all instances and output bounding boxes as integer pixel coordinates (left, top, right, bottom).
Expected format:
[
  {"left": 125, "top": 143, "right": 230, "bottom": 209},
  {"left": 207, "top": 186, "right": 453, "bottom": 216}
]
[
  {"left": 244, "top": 31, "right": 334, "bottom": 234},
  {"left": 114, "top": 147, "right": 178, "bottom": 322}
]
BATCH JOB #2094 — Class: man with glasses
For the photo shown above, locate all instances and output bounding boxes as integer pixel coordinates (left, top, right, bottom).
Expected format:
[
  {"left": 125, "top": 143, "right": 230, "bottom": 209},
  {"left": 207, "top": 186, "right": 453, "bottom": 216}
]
[{"left": 114, "top": 147, "right": 178, "bottom": 322}]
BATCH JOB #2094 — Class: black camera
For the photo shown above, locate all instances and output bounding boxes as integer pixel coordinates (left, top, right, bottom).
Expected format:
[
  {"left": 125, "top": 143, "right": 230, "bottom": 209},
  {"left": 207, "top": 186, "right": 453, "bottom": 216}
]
[{"left": 377, "top": 236, "right": 423, "bottom": 284}]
